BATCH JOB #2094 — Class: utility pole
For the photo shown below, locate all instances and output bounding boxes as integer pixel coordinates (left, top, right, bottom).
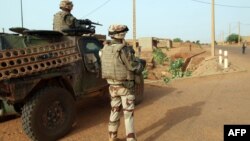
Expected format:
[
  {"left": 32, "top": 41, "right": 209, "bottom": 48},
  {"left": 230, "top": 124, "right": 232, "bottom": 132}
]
[
  {"left": 21, "top": 0, "right": 24, "bottom": 28},
  {"left": 211, "top": 0, "right": 215, "bottom": 57},
  {"left": 132, "top": 0, "right": 137, "bottom": 53},
  {"left": 238, "top": 22, "right": 241, "bottom": 45},
  {"left": 229, "top": 24, "right": 231, "bottom": 35}
]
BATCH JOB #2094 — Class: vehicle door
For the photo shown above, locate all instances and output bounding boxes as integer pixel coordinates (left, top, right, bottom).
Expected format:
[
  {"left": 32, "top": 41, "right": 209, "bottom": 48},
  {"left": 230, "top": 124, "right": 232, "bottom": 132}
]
[{"left": 77, "top": 37, "right": 107, "bottom": 93}]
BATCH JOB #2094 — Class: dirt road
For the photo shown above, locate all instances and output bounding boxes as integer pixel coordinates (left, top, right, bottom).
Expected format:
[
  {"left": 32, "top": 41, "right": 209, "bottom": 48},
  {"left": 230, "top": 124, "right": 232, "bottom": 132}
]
[{"left": 1, "top": 46, "right": 250, "bottom": 141}]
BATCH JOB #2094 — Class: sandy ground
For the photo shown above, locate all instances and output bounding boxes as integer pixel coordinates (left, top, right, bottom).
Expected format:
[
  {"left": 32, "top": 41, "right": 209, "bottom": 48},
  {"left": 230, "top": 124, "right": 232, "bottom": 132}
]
[{"left": 0, "top": 46, "right": 249, "bottom": 141}]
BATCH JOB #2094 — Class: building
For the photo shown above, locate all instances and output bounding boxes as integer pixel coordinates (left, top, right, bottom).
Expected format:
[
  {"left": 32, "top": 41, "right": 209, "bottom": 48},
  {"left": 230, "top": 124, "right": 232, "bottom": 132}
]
[{"left": 138, "top": 37, "right": 172, "bottom": 51}]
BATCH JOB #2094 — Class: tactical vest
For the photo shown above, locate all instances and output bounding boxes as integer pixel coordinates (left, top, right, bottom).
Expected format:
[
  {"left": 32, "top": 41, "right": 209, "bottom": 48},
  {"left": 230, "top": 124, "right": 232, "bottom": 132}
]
[
  {"left": 53, "top": 11, "right": 73, "bottom": 32},
  {"left": 101, "top": 44, "right": 134, "bottom": 81}
]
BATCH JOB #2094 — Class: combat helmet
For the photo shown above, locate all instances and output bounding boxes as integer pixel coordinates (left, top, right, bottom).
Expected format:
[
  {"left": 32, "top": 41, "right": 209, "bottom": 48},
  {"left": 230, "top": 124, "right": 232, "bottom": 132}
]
[
  {"left": 60, "top": 0, "right": 73, "bottom": 11},
  {"left": 108, "top": 25, "right": 129, "bottom": 39}
]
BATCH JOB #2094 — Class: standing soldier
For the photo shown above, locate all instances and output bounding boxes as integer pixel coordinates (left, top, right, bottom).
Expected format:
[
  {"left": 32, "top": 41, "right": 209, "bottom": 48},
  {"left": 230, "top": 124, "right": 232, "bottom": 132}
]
[
  {"left": 100, "top": 25, "right": 145, "bottom": 141},
  {"left": 53, "top": 0, "right": 91, "bottom": 33}
]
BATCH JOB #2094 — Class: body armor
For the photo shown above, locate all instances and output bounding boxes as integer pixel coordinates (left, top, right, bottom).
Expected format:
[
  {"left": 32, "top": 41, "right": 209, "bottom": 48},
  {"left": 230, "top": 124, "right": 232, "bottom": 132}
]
[
  {"left": 53, "top": 11, "right": 75, "bottom": 32},
  {"left": 101, "top": 44, "right": 134, "bottom": 81}
]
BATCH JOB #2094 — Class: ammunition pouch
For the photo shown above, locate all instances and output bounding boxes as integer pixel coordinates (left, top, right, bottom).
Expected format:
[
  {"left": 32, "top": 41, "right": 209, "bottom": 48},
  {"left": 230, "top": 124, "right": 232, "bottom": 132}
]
[{"left": 134, "top": 74, "right": 142, "bottom": 84}]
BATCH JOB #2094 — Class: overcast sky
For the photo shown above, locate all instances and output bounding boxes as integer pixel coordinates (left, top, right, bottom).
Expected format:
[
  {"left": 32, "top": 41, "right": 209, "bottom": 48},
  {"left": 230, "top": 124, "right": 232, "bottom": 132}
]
[{"left": 1, "top": 0, "right": 250, "bottom": 43}]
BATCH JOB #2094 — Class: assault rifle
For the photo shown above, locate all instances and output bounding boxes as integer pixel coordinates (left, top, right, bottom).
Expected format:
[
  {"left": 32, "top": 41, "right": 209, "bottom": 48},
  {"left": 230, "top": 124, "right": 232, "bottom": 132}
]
[
  {"left": 62, "top": 19, "right": 102, "bottom": 35},
  {"left": 78, "top": 19, "right": 103, "bottom": 26}
]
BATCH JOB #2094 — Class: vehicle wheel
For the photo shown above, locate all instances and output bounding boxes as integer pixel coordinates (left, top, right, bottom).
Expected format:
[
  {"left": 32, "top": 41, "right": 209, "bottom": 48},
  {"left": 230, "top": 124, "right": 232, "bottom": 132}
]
[
  {"left": 21, "top": 87, "right": 76, "bottom": 141},
  {"left": 134, "top": 74, "right": 144, "bottom": 105}
]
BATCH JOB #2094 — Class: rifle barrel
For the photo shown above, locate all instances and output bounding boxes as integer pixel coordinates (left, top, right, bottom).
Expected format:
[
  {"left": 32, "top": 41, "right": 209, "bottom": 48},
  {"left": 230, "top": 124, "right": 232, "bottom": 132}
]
[{"left": 91, "top": 22, "right": 103, "bottom": 26}]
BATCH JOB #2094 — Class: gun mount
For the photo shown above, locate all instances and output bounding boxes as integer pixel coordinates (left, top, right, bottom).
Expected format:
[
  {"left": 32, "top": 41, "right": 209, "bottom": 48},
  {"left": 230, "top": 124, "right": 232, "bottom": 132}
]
[{"left": 62, "top": 19, "right": 102, "bottom": 36}]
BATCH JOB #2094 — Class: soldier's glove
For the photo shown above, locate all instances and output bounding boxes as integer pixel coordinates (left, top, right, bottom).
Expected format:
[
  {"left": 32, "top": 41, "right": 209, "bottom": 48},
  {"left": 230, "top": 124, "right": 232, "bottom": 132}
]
[
  {"left": 135, "top": 58, "right": 146, "bottom": 74},
  {"left": 79, "top": 19, "right": 92, "bottom": 25}
]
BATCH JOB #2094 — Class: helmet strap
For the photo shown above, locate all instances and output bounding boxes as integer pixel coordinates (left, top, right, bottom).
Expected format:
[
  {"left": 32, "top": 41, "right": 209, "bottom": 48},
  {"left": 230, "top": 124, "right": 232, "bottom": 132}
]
[{"left": 108, "top": 27, "right": 129, "bottom": 36}]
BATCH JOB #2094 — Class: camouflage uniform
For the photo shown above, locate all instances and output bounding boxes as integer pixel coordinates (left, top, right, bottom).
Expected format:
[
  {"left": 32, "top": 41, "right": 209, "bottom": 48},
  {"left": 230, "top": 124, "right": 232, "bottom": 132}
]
[
  {"left": 108, "top": 81, "right": 136, "bottom": 141},
  {"left": 101, "top": 25, "right": 141, "bottom": 141},
  {"left": 53, "top": 0, "right": 76, "bottom": 32},
  {"left": 53, "top": 11, "right": 76, "bottom": 32},
  {"left": 53, "top": 0, "right": 91, "bottom": 33}
]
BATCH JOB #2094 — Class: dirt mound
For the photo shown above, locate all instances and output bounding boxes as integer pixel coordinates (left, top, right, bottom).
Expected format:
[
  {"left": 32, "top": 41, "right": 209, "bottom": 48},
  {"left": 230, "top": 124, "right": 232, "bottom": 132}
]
[
  {"left": 141, "top": 45, "right": 243, "bottom": 82},
  {"left": 192, "top": 57, "right": 242, "bottom": 77},
  {"left": 141, "top": 46, "right": 209, "bottom": 81}
]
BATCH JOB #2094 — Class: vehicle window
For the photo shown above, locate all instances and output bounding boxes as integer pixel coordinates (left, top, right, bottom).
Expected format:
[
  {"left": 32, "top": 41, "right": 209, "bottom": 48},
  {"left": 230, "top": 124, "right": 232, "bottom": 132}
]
[
  {"left": 78, "top": 38, "right": 102, "bottom": 74},
  {"left": 85, "top": 42, "right": 100, "bottom": 53},
  {"left": 82, "top": 40, "right": 102, "bottom": 61}
]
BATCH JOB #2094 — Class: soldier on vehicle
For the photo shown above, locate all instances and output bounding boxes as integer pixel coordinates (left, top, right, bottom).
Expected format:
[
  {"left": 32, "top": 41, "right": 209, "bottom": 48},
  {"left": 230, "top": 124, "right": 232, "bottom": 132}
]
[
  {"left": 53, "top": 0, "right": 91, "bottom": 33},
  {"left": 53, "top": 0, "right": 100, "bottom": 72},
  {"left": 100, "top": 25, "right": 145, "bottom": 141}
]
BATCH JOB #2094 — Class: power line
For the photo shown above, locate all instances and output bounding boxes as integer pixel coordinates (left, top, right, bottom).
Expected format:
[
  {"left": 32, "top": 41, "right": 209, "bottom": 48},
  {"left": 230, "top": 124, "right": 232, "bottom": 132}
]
[
  {"left": 83, "top": 0, "right": 112, "bottom": 18},
  {"left": 231, "top": 25, "right": 238, "bottom": 31},
  {"left": 191, "top": 0, "right": 250, "bottom": 9},
  {"left": 241, "top": 23, "right": 250, "bottom": 26}
]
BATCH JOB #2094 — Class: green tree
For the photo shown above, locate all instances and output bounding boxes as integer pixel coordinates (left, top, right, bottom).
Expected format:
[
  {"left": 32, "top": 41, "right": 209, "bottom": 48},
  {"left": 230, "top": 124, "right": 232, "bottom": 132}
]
[
  {"left": 226, "top": 33, "right": 241, "bottom": 43},
  {"left": 173, "top": 38, "right": 183, "bottom": 42}
]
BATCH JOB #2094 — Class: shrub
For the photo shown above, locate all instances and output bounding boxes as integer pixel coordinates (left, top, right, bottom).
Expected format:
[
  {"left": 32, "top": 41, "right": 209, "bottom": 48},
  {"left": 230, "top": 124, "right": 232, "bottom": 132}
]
[
  {"left": 226, "top": 33, "right": 241, "bottom": 43},
  {"left": 142, "top": 69, "right": 148, "bottom": 79},
  {"left": 168, "top": 58, "right": 192, "bottom": 79},
  {"left": 173, "top": 38, "right": 183, "bottom": 42},
  {"left": 152, "top": 48, "right": 168, "bottom": 65}
]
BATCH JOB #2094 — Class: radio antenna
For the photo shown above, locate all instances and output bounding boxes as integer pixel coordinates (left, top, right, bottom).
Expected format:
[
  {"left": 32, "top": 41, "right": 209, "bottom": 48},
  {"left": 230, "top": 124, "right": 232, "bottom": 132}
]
[{"left": 21, "top": 0, "right": 24, "bottom": 28}]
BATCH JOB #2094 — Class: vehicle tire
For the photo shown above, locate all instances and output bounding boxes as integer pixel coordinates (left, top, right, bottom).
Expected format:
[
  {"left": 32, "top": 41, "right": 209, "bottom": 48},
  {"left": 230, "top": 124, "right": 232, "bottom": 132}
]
[
  {"left": 134, "top": 74, "right": 144, "bottom": 105},
  {"left": 21, "top": 87, "right": 76, "bottom": 141}
]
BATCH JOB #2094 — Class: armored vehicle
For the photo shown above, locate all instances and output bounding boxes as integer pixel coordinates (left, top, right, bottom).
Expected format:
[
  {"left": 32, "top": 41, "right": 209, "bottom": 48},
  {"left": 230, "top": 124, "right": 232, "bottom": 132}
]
[{"left": 0, "top": 23, "right": 144, "bottom": 141}]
